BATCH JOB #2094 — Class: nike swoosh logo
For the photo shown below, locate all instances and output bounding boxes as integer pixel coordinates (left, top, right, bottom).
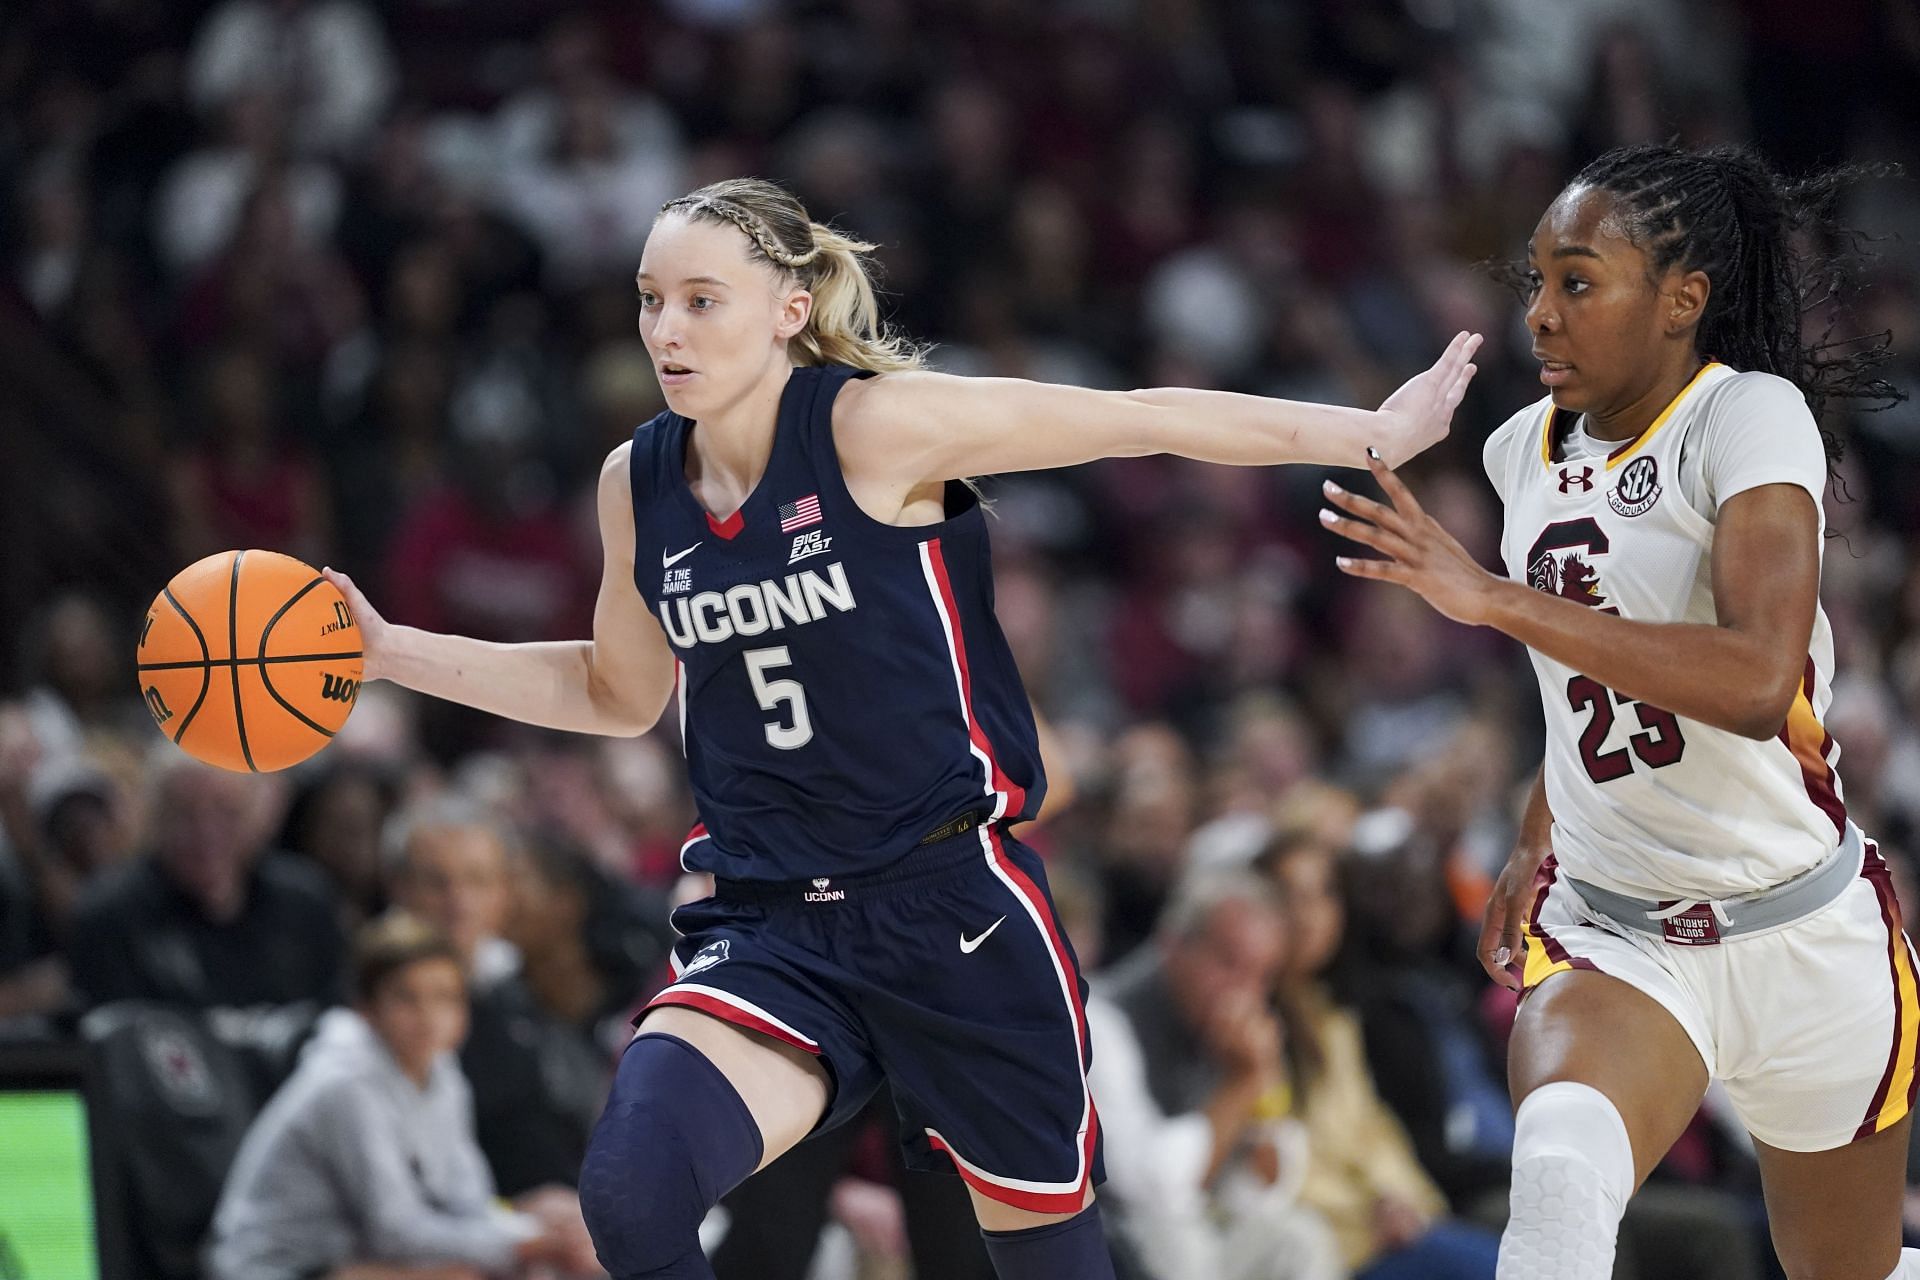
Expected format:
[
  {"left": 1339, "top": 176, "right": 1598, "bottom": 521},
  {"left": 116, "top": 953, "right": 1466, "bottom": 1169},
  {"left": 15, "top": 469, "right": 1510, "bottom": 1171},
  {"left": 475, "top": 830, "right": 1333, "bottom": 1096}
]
[
  {"left": 662, "top": 542, "right": 702, "bottom": 568},
  {"left": 960, "top": 916, "right": 1007, "bottom": 954}
]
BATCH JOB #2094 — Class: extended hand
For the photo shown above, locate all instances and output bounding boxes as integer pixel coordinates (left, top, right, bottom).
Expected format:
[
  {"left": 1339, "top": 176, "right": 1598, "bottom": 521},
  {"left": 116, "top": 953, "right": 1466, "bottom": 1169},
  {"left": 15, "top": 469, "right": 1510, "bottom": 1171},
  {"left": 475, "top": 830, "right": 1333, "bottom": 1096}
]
[
  {"left": 1321, "top": 452, "right": 1502, "bottom": 626},
  {"left": 1373, "top": 331, "right": 1482, "bottom": 467}
]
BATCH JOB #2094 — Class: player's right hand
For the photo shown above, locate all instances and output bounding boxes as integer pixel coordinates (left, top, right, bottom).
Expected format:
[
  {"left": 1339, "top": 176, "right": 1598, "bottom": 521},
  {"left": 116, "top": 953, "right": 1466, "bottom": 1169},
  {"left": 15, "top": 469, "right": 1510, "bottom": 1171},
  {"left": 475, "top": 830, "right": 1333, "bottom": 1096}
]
[
  {"left": 320, "top": 567, "right": 392, "bottom": 683},
  {"left": 1479, "top": 840, "right": 1552, "bottom": 991}
]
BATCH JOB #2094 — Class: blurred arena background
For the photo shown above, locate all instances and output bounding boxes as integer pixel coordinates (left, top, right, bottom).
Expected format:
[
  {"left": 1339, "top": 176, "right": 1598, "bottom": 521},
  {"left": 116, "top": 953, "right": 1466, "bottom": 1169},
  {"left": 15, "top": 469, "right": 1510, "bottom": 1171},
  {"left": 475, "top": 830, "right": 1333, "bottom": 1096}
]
[{"left": 2, "top": 1, "right": 1918, "bottom": 1278}]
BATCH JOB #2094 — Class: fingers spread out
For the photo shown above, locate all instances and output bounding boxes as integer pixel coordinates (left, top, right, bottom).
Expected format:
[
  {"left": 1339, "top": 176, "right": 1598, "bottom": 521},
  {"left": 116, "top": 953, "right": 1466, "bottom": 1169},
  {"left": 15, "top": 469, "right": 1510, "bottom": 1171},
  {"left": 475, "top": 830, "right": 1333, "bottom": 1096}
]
[
  {"left": 1364, "top": 453, "right": 1426, "bottom": 516},
  {"left": 1334, "top": 554, "right": 1402, "bottom": 581},
  {"left": 1321, "top": 477, "right": 1395, "bottom": 525},
  {"left": 1320, "top": 476, "right": 1411, "bottom": 559},
  {"left": 1318, "top": 507, "right": 1391, "bottom": 553}
]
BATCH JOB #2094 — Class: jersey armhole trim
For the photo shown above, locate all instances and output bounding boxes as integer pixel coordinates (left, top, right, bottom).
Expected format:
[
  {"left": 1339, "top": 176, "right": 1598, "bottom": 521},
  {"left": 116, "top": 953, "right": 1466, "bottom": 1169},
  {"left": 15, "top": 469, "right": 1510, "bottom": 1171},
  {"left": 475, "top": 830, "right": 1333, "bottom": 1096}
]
[{"left": 806, "top": 367, "right": 987, "bottom": 543}]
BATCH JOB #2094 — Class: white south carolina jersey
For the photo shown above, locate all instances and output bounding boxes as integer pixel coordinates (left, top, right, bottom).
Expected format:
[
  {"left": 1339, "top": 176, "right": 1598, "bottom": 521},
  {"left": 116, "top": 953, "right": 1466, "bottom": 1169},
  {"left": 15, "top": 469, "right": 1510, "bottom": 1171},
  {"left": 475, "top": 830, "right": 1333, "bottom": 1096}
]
[{"left": 1484, "top": 362, "right": 1844, "bottom": 900}]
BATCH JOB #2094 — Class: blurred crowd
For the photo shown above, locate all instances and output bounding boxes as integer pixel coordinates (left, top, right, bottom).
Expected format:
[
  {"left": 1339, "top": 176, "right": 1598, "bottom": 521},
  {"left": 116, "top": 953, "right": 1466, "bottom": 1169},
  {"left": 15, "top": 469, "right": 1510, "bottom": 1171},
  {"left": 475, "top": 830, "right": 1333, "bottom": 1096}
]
[{"left": 4, "top": 0, "right": 1920, "bottom": 1277}]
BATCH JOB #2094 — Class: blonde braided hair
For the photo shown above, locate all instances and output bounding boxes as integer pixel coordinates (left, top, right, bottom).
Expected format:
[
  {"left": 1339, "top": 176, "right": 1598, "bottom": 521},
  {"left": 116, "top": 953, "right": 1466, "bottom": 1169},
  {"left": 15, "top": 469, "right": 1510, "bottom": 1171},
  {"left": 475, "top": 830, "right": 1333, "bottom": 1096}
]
[
  {"left": 661, "top": 193, "right": 823, "bottom": 270},
  {"left": 656, "top": 178, "right": 924, "bottom": 373}
]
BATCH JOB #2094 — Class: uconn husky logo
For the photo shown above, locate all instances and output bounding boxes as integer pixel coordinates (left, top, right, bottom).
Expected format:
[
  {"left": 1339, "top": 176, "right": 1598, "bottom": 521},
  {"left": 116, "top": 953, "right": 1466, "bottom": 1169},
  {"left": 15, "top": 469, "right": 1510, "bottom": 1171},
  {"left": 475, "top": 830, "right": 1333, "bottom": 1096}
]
[
  {"left": 681, "top": 939, "right": 730, "bottom": 976},
  {"left": 1608, "top": 456, "right": 1662, "bottom": 517},
  {"left": 320, "top": 673, "right": 359, "bottom": 703}
]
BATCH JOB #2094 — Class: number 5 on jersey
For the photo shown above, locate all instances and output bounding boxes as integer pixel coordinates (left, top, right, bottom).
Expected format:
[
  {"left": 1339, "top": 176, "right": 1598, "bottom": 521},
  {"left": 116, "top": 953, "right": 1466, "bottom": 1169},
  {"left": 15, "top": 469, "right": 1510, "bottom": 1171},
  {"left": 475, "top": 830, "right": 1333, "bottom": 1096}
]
[{"left": 745, "top": 646, "right": 813, "bottom": 749}]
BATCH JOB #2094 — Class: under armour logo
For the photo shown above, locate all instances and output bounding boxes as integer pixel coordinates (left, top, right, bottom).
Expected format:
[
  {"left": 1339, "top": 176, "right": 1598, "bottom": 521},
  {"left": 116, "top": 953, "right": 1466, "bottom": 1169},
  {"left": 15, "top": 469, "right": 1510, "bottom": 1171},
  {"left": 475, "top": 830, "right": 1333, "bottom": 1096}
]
[{"left": 1558, "top": 466, "right": 1595, "bottom": 494}]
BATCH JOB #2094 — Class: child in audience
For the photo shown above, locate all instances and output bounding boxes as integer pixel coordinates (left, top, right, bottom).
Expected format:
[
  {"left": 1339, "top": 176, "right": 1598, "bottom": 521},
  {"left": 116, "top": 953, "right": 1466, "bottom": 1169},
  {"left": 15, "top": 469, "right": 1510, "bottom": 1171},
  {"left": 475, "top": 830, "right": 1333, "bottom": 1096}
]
[{"left": 207, "top": 913, "right": 598, "bottom": 1280}]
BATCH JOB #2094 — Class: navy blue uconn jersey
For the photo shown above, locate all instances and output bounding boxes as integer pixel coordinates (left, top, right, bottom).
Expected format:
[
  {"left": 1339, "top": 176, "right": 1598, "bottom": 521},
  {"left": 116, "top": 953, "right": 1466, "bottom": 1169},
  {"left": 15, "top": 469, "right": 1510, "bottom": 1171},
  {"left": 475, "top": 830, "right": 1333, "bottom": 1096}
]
[{"left": 630, "top": 364, "right": 1045, "bottom": 881}]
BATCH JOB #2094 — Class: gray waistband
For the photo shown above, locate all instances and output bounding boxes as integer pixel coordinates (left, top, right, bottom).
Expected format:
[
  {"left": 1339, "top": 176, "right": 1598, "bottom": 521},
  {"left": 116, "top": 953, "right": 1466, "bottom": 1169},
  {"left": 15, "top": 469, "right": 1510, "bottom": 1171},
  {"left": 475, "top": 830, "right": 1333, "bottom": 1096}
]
[{"left": 1565, "top": 824, "right": 1864, "bottom": 944}]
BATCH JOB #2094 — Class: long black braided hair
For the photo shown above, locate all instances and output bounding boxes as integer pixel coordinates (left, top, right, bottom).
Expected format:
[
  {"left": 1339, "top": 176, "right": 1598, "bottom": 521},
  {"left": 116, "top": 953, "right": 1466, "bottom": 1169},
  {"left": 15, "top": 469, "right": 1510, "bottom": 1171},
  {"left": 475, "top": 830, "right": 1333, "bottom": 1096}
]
[{"left": 1505, "top": 142, "right": 1903, "bottom": 464}]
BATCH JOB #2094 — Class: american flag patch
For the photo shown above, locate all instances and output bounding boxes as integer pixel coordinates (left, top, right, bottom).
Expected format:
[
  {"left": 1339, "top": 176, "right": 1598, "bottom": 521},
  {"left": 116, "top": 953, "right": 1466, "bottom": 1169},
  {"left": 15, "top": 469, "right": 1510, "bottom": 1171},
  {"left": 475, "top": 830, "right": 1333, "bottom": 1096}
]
[{"left": 778, "top": 494, "right": 823, "bottom": 532}]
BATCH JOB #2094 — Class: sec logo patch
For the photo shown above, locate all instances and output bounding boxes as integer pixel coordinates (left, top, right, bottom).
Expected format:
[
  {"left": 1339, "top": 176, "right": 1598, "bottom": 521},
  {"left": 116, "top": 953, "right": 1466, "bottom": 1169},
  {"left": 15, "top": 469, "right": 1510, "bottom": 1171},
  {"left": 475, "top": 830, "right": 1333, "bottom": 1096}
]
[{"left": 1608, "top": 456, "right": 1662, "bottom": 518}]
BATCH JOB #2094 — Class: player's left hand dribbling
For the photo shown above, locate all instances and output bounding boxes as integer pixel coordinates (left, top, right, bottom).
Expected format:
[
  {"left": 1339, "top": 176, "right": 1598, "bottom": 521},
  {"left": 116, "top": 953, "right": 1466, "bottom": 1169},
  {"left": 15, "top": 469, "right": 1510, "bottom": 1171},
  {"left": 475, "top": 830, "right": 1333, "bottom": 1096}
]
[{"left": 1320, "top": 451, "right": 1500, "bottom": 625}]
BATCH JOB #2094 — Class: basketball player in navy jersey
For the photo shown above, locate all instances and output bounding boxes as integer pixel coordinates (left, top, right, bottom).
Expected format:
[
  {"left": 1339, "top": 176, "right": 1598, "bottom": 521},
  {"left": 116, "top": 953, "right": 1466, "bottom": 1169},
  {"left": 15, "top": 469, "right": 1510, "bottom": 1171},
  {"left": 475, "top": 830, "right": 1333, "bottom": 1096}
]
[{"left": 324, "top": 177, "right": 1481, "bottom": 1280}]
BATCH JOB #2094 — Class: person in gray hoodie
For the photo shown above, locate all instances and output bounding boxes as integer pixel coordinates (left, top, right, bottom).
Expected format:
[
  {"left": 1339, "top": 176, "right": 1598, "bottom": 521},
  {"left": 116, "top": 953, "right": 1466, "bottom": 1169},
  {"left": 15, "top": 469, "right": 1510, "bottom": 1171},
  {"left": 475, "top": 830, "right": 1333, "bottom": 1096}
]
[{"left": 207, "top": 912, "right": 598, "bottom": 1280}]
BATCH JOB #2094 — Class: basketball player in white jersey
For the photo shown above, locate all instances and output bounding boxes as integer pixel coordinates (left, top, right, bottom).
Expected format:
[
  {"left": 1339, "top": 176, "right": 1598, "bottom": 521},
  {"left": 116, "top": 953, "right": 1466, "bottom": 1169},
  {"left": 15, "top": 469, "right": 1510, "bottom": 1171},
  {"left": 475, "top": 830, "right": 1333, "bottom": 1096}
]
[{"left": 1321, "top": 143, "right": 1910, "bottom": 1280}]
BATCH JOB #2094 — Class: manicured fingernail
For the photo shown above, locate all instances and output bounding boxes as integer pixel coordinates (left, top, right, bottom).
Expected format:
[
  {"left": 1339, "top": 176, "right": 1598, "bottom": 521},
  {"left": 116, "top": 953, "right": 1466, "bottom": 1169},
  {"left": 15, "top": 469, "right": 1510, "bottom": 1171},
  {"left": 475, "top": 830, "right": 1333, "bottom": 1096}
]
[
  {"left": 1319, "top": 509, "right": 1337, "bottom": 525},
  {"left": 1493, "top": 947, "right": 1511, "bottom": 966},
  {"left": 1366, "top": 446, "right": 1383, "bottom": 462},
  {"left": 1336, "top": 556, "right": 1353, "bottom": 569},
  {"left": 1323, "top": 479, "right": 1343, "bottom": 496}
]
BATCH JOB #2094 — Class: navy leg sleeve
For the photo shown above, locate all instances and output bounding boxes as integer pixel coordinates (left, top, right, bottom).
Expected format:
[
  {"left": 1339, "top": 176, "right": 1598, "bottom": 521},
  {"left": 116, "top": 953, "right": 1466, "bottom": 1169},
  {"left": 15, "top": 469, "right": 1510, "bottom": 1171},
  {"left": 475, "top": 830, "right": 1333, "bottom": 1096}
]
[
  {"left": 578, "top": 1033, "right": 765, "bottom": 1280},
  {"left": 980, "top": 1205, "right": 1117, "bottom": 1280}
]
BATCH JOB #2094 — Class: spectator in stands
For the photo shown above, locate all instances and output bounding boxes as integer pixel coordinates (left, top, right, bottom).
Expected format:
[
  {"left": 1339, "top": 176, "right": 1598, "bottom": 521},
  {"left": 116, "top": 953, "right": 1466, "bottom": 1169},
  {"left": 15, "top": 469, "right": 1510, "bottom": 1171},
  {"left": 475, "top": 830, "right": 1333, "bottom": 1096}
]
[
  {"left": 154, "top": 89, "right": 343, "bottom": 279},
  {"left": 185, "top": 0, "right": 396, "bottom": 158},
  {"left": 207, "top": 912, "right": 597, "bottom": 1280},
  {"left": 15, "top": 593, "right": 148, "bottom": 764},
  {"left": 166, "top": 343, "right": 334, "bottom": 567},
  {"left": 0, "top": 751, "right": 129, "bottom": 1021},
  {"left": 492, "top": 72, "right": 685, "bottom": 291},
  {"left": 1093, "top": 723, "right": 1200, "bottom": 965},
  {"left": 66, "top": 754, "right": 345, "bottom": 1010},
  {"left": 1089, "top": 869, "right": 1342, "bottom": 1280},
  {"left": 1326, "top": 810, "right": 1514, "bottom": 1218},
  {"left": 380, "top": 418, "right": 594, "bottom": 646},
  {"left": 1265, "top": 833, "right": 1500, "bottom": 1280},
  {"left": 279, "top": 757, "right": 400, "bottom": 930},
  {"left": 385, "top": 796, "right": 610, "bottom": 1196},
  {"left": 506, "top": 835, "right": 670, "bottom": 1049}
]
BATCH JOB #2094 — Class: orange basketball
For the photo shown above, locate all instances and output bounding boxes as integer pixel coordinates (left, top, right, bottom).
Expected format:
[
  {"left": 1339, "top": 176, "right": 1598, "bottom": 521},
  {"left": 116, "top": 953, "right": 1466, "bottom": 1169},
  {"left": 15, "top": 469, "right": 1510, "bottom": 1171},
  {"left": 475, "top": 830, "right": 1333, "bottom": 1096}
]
[{"left": 137, "top": 550, "right": 364, "bottom": 772}]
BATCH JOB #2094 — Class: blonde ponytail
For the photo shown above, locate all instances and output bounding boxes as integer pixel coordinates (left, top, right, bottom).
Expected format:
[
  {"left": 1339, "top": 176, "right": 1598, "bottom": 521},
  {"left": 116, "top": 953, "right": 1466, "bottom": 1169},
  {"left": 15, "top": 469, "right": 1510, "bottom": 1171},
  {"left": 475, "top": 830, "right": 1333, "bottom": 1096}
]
[
  {"left": 660, "top": 178, "right": 926, "bottom": 374},
  {"left": 787, "top": 223, "right": 923, "bottom": 372}
]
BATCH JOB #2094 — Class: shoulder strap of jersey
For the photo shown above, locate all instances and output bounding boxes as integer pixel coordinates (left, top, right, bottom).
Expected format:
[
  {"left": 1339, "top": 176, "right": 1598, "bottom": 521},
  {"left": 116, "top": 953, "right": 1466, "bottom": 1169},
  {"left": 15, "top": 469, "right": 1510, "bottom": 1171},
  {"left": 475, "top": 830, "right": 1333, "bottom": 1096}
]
[
  {"left": 789, "top": 364, "right": 877, "bottom": 484},
  {"left": 628, "top": 409, "right": 678, "bottom": 515}
]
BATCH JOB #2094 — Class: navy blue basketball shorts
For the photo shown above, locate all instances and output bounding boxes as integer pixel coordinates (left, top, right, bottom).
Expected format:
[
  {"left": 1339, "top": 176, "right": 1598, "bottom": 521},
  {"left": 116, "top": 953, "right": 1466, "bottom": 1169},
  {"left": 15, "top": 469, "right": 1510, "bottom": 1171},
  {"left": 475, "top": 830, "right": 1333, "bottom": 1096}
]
[{"left": 641, "top": 822, "right": 1104, "bottom": 1214}]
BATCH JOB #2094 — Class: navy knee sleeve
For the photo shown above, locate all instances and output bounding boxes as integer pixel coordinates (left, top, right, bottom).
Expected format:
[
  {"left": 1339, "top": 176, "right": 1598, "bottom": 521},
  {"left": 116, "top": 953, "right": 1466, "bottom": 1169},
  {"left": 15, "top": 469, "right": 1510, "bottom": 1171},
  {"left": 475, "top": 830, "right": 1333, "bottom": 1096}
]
[
  {"left": 578, "top": 1033, "right": 765, "bottom": 1279},
  {"left": 981, "top": 1205, "right": 1116, "bottom": 1280}
]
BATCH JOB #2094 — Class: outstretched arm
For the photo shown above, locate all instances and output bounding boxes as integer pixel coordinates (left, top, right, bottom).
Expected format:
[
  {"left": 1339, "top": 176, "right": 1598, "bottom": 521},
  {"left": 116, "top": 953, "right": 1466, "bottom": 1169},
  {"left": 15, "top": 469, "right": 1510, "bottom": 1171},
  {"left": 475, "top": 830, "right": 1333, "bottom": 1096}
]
[
  {"left": 322, "top": 443, "right": 678, "bottom": 737},
  {"left": 1321, "top": 454, "right": 1818, "bottom": 740},
  {"left": 834, "top": 333, "right": 1482, "bottom": 492}
]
